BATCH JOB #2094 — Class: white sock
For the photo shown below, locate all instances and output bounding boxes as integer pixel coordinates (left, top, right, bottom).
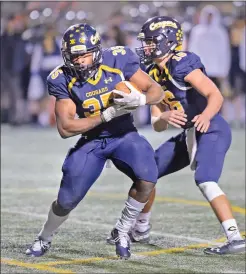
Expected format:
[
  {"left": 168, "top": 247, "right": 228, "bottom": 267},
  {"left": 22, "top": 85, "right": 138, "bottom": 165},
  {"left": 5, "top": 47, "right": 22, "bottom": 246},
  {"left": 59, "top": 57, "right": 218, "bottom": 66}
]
[
  {"left": 137, "top": 212, "right": 151, "bottom": 223},
  {"left": 115, "top": 196, "right": 146, "bottom": 234},
  {"left": 38, "top": 206, "right": 69, "bottom": 242},
  {"left": 221, "top": 219, "right": 243, "bottom": 242},
  {"left": 134, "top": 212, "right": 151, "bottom": 232},
  {"left": 131, "top": 219, "right": 137, "bottom": 230}
]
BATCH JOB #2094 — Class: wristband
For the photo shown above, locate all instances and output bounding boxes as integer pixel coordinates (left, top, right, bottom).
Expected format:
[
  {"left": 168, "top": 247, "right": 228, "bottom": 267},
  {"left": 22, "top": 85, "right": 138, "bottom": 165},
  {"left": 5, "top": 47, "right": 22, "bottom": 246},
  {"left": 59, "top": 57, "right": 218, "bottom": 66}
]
[
  {"left": 139, "top": 93, "right": 147, "bottom": 106},
  {"left": 151, "top": 115, "right": 160, "bottom": 125}
]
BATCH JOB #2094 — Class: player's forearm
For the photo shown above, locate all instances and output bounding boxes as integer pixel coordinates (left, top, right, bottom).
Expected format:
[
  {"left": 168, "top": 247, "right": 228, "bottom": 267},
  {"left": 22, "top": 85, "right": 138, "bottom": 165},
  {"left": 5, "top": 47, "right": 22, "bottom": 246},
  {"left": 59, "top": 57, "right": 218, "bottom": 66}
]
[
  {"left": 202, "top": 92, "right": 224, "bottom": 120},
  {"left": 151, "top": 116, "right": 168, "bottom": 132},
  {"left": 145, "top": 82, "right": 165, "bottom": 105},
  {"left": 58, "top": 116, "right": 103, "bottom": 139}
]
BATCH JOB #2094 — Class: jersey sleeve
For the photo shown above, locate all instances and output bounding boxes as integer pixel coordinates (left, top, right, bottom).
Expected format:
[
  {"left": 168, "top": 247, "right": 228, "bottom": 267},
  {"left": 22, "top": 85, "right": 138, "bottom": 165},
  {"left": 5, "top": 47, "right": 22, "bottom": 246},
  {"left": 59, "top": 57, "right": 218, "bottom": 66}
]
[
  {"left": 108, "top": 46, "right": 140, "bottom": 80},
  {"left": 173, "top": 52, "right": 205, "bottom": 82},
  {"left": 123, "top": 47, "right": 140, "bottom": 79},
  {"left": 47, "top": 68, "right": 70, "bottom": 100}
]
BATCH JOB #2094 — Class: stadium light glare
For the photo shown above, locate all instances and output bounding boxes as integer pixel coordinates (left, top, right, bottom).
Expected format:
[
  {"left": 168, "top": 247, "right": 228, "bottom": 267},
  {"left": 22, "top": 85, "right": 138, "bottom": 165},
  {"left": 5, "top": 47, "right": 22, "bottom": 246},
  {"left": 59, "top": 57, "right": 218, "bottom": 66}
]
[
  {"left": 129, "top": 8, "right": 139, "bottom": 18},
  {"left": 43, "top": 8, "right": 52, "bottom": 17},
  {"left": 66, "top": 11, "right": 76, "bottom": 21},
  {"left": 76, "top": 11, "right": 86, "bottom": 20},
  {"left": 30, "top": 10, "right": 40, "bottom": 20}
]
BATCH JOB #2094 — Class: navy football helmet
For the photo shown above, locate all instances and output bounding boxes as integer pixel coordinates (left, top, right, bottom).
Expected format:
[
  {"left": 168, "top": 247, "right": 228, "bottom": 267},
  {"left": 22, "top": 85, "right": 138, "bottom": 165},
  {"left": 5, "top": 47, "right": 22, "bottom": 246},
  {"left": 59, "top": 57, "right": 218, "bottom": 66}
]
[
  {"left": 61, "top": 23, "right": 102, "bottom": 80},
  {"left": 136, "top": 16, "right": 183, "bottom": 65}
]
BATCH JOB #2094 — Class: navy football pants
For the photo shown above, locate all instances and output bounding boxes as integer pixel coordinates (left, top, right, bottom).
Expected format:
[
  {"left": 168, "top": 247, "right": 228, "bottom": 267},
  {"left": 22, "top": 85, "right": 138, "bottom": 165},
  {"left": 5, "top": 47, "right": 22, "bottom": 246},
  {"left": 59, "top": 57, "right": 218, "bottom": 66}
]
[
  {"left": 155, "top": 114, "right": 232, "bottom": 184},
  {"left": 58, "top": 131, "right": 158, "bottom": 210}
]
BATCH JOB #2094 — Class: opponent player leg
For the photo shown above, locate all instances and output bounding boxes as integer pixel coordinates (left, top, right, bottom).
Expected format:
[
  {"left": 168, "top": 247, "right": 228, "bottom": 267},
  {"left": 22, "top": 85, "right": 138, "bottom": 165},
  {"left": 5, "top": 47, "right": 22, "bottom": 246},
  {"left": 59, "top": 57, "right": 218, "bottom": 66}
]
[
  {"left": 26, "top": 140, "right": 106, "bottom": 257},
  {"left": 108, "top": 131, "right": 158, "bottom": 258},
  {"left": 193, "top": 116, "right": 245, "bottom": 255}
]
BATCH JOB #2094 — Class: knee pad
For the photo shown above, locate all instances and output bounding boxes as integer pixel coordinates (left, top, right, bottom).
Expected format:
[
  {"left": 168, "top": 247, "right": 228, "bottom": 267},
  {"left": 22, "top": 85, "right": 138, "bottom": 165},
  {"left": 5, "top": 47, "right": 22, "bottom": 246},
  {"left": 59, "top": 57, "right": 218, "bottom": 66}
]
[
  {"left": 198, "top": 181, "right": 225, "bottom": 202},
  {"left": 52, "top": 200, "right": 72, "bottom": 216}
]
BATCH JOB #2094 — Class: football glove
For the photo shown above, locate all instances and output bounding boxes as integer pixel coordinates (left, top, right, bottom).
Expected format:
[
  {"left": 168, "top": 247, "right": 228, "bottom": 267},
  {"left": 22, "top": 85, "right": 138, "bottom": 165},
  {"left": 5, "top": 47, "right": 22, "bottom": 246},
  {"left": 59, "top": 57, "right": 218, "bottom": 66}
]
[
  {"left": 113, "top": 81, "right": 146, "bottom": 107},
  {"left": 101, "top": 105, "right": 134, "bottom": 123}
]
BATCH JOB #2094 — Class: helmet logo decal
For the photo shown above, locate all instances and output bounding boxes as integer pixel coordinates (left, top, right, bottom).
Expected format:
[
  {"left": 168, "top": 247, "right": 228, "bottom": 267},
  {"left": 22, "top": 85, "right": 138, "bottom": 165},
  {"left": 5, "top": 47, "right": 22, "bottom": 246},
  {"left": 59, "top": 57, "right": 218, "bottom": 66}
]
[
  {"left": 62, "top": 23, "right": 103, "bottom": 81},
  {"left": 79, "top": 36, "right": 86, "bottom": 43},
  {"left": 79, "top": 32, "right": 86, "bottom": 44},
  {"left": 70, "top": 39, "right": 76, "bottom": 45},
  {"left": 137, "top": 32, "right": 145, "bottom": 39},
  {"left": 176, "top": 29, "right": 183, "bottom": 41},
  {"left": 71, "top": 45, "right": 87, "bottom": 53},
  {"left": 149, "top": 21, "right": 177, "bottom": 31},
  {"left": 90, "top": 32, "right": 100, "bottom": 45}
]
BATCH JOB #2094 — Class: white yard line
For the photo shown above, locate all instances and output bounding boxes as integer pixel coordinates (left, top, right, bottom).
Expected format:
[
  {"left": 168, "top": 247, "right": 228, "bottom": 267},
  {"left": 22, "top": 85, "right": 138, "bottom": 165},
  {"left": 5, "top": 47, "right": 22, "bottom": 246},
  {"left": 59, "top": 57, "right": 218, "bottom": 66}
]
[
  {"left": 150, "top": 231, "right": 210, "bottom": 243},
  {"left": 2, "top": 209, "right": 211, "bottom": 243}
]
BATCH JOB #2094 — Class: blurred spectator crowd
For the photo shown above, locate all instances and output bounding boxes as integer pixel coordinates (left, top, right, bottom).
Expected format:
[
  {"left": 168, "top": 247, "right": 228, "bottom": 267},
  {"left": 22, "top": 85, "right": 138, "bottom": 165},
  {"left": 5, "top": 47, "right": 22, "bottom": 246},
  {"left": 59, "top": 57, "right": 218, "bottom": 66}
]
[{"left": 1, "top": 1, "right": 245, "bottom": 128}]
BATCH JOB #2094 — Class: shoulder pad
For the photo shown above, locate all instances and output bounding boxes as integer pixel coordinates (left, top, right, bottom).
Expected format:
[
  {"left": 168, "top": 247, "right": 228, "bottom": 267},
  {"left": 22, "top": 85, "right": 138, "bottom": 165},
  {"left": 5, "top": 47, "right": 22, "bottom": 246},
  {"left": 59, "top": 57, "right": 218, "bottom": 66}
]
[
  {"left": 47, "top": 66, "right": 70, "bottom": 99},
  {"left": 102, "top": 46, "right": 140, "bottom": 80},
  {"left": 47, "top": 65, "right": 65, "bottom": 83},
  {"left": 172, "top": 51, "right": 204, "bottom": 80}
]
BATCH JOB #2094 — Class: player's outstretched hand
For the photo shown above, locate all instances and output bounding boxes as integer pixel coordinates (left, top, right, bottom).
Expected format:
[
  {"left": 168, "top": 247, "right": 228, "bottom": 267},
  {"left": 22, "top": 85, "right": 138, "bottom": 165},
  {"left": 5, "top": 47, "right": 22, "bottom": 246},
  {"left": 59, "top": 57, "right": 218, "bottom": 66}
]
[
  {"left": 160, "top": 110, "right": 187, "bottom": 128},
  {"left": 113, "top": 82, "right": 146, "bottom": 107},
  {"left": 101, "top": 105, "right": 134, "bottom": 123},
  {"left": 192, "top": 114, "right": 210, "bottom": 133}
]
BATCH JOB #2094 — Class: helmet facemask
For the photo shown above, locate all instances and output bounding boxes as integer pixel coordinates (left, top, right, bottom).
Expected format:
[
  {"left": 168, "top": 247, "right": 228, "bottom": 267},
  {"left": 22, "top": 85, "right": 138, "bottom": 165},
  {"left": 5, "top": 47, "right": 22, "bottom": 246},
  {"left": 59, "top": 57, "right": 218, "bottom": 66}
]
[
  {"left": 136, "top": 31, "right": 178, "bottom": 65},
  {"left": 62, "top": 45, "right": 102, "bottom": 81}
]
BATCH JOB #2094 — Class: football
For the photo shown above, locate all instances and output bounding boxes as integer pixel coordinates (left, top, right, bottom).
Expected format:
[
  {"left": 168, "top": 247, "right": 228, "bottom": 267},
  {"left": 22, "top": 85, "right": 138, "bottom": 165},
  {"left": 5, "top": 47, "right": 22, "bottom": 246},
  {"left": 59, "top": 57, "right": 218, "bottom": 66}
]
[{"left": 113, "top": 81, "right": 142, "bottom": 98}]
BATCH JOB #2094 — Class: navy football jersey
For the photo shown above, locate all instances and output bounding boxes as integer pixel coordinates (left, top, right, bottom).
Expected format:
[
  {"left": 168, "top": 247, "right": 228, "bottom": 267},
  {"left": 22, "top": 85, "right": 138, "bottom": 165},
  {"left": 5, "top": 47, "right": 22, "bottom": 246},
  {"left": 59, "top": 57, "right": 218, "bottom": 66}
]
[
  {"left": 147, "top": 51, "right": 207, "bottom": 122},
  {"left": 47, "top": 46, "right": 140, "bottom": 137}
]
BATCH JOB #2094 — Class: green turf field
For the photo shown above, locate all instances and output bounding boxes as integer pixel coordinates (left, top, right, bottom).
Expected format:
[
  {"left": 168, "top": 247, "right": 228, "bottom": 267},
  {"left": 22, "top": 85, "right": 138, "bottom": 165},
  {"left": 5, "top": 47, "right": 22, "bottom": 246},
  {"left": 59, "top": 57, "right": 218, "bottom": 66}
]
[{"left": 1, "top": 125, "right": 245, "bottom": 273}]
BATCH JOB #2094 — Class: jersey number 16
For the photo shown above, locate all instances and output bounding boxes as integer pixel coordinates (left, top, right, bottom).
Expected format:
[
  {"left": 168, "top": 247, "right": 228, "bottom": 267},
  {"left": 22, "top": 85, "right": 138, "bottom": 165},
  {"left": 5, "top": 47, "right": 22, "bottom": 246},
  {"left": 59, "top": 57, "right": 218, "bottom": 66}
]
[{"left": 162, "top": 90, "right": 184, "bottom": 111}]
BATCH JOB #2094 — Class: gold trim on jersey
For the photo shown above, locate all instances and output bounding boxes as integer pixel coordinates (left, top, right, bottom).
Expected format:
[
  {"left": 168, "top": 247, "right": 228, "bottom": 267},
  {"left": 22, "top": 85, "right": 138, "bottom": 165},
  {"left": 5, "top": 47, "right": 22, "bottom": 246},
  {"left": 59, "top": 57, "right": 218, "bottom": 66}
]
[
  {"left": 67, "top": 65, "right": 125, "bottom": 93},
  {"left": 163, "top": 64, "right": 192, "bottom": 91},
  {"left": 149, "top": 65, "right": 167, "bottom": 83},
  {"left": 68, "top": 77, "right": 77, "bottom": 93},
  {"left": 163, "top": 64, "right": 172, "bottom": 81},
  {"left": 87, "top": 64, "right": 125, "bottom": 85},
  {"left": 149, "top": 67, "right": 161, "bottom": 82},
  {"left": 175, "top": 45, "right": 182, "bottom": 51}
]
